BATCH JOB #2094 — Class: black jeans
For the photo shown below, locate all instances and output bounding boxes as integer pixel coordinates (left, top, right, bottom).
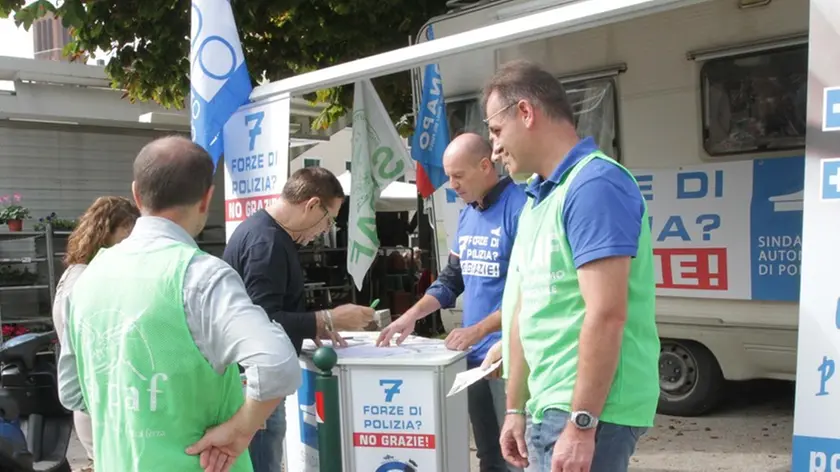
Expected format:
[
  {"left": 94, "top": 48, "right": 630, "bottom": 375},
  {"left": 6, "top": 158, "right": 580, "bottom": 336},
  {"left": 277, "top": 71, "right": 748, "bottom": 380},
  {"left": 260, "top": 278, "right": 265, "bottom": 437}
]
[{"left": 467, "top": 378, "right": 523, "bottom": 472}]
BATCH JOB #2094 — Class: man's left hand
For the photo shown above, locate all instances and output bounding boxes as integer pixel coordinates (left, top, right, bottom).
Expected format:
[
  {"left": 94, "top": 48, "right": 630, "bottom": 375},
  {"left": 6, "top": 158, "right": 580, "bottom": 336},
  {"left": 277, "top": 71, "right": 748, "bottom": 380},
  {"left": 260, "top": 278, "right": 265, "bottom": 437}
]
[
  {"left": 186, "top": 421, "right": 255, "bottom": 472},
  {"left": 551, "top": 426, "right": 595, "bottom": 472},
  {"left": 445, "top": 326, "right": 482, "bottom": 351}
]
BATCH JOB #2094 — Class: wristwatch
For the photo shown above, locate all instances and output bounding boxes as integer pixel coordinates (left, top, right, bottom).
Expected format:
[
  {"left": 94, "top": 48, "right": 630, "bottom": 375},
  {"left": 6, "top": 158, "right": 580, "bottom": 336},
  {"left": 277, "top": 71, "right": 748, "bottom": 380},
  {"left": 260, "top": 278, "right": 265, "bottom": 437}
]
[{"left": 569, "top": 410, "right": 599, "bottom": 430}]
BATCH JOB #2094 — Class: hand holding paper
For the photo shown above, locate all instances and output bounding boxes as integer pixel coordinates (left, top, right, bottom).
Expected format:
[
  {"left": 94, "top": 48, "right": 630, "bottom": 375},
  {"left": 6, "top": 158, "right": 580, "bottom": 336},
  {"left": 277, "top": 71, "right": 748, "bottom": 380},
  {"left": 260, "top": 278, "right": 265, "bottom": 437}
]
[{"left": 446, "top": 359, "right": 503, "bottom": 397}]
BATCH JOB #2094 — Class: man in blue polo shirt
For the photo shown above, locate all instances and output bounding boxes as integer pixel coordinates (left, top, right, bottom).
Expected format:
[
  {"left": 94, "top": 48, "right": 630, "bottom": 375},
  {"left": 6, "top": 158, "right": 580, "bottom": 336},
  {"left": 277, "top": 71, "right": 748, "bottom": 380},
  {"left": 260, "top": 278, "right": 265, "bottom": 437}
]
[
  {"left": 485, "top": 60, "right": 658, "bottom": 472},
  {"left": 377, "top": 132, "right": 526, "bottom": 472}
]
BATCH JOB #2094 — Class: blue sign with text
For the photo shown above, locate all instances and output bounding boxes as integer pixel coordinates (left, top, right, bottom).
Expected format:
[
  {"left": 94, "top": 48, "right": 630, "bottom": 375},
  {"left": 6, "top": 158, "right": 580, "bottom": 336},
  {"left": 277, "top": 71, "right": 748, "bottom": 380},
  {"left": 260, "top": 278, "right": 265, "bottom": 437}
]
[
  {"left": 792, "top": 435, "right": 840, "bottom": 471},
  {"left": 632, "top": 155, "right": 804, "bottom": 302},
  {"left": 750, "top": 157, "right": 805, "bottom": 301}
]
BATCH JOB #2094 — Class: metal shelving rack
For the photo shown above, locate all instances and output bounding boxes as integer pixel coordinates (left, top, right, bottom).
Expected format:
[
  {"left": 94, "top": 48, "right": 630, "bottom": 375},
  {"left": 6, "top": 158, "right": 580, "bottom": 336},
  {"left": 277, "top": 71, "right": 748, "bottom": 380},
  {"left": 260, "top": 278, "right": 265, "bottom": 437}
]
[
  {"left": 0, "top": 223, "right": 65, "bottom": 336},
  {"left": 0, "top": 222, "right": 227, "bottom": 337}
]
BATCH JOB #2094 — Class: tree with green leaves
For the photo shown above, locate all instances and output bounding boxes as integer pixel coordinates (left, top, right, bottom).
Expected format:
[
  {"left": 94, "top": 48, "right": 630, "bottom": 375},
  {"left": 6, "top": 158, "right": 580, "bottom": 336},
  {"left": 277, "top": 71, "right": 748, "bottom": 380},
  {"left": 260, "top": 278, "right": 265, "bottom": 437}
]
[{"left": 0, "top": 0, "right": 451, "bottom": 133}]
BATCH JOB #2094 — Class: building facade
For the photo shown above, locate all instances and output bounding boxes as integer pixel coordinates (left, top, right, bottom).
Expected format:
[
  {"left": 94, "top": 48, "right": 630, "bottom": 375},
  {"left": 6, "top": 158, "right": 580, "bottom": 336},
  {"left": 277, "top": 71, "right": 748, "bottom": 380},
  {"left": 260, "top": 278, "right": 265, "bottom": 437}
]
[
  {"left": 292, "top": 128, "right": 418, "bottom": 184},
  {"left": 32, "top": 12, "right": 72, "bottom": 62}
]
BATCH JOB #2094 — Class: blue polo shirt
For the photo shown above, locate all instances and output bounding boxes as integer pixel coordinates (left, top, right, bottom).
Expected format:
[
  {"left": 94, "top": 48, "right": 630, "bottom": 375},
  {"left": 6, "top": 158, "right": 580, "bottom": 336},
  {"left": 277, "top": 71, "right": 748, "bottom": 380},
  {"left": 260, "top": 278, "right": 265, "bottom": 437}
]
[
  {"left": 426, "top": 177, "right": 527, "bottom": 367},
  {"left": 526, "top": 136, "right": 645, "bottom": 268}
]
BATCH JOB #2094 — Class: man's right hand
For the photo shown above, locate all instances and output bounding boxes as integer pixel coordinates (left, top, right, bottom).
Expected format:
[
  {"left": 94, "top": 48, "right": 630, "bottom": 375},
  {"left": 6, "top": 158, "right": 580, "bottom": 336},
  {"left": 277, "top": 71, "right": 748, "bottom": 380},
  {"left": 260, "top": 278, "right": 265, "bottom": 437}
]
[
  {"left": 376, "top": 315, "right": 416, "bottom": 347},
  {"left": 499, "top": 413, "right": 529, "bottom": 468},
  {"left": 330, "top": 304, "right": 375, "bottom": 331},
  {"left": 314, "top": 329, "right": 348, "bottom": 348},
  {"left": 481, "top": 340, "right": 503, "bottom": 379}
]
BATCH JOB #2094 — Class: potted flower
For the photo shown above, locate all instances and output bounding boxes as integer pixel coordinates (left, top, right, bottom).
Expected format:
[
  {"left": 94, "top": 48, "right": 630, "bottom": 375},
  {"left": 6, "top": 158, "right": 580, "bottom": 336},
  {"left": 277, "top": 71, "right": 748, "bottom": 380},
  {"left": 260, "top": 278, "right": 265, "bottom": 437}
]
[
  {"left": 0, "top": 194, "right": 31, "bottom": 232},
  {"left": 1, "top": 324, "right": 29, "bottom": 340},
  {"left": 34, "top": 212, "right": 78, "bottom": 232}
]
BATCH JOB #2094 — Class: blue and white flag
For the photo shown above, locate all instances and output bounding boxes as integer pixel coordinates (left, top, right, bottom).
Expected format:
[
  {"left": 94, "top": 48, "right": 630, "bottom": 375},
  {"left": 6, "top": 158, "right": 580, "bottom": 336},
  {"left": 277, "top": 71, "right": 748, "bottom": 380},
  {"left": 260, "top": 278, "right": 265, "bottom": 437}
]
[
  {"left": 190, "top": 0, "right": 252, "bottom": 168},
  {"left": 411, "top": 25, "right": 450, "bottom": 198}
]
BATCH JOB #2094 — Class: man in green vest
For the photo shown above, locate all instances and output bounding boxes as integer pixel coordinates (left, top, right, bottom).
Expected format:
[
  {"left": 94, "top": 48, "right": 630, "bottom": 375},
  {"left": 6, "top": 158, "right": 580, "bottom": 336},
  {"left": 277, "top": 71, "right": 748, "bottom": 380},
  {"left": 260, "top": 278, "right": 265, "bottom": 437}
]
[
  {"left": 482, "top": 60, "right": 660, "bottom": 472},
  {"left": 57, "top": 136, "right": 302, "bottom": 472}
]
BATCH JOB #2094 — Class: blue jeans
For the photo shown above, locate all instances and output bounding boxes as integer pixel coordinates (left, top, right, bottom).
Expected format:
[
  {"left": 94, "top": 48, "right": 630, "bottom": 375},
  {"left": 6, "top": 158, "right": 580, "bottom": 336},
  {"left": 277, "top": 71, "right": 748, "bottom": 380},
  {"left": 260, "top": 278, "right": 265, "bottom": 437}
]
[
  {"left": 525, "top": 409, "right": 646, "bottom": 472},
  {"left": 248, "top": 402, "right": 286, "bottom": 472},
  {"left": 468, "top": 378, "right": 523, "bottom": 472}
]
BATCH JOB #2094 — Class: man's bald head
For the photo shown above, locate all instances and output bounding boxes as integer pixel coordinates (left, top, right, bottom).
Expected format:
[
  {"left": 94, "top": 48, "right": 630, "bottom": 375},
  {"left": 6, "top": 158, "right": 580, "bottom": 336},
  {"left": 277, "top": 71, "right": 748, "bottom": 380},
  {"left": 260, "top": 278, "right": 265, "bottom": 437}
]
[
  {"left": 442, "top": 132, "right": 493, "bottom": 167},
  {"left": 442, "top": 133, "right": 499, "bottom": 205},
  {"left": 133, "top": 135, "right": 214, "bottom": 212}
]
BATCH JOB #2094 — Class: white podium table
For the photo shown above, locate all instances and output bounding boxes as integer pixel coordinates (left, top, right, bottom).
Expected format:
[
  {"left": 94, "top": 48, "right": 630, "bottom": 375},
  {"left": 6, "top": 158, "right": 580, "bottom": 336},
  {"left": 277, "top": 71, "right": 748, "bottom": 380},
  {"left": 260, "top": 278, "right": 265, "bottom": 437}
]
[{"left": 284, "top": 332, "right": 470, "bottom": 472}]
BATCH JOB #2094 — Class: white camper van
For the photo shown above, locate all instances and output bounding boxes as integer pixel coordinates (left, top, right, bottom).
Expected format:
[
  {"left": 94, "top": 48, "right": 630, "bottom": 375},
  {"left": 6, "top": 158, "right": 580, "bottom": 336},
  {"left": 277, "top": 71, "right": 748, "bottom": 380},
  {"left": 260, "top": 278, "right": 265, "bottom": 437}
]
[{"left": 418, "top": 0, "right": 807, "bottom": 417}]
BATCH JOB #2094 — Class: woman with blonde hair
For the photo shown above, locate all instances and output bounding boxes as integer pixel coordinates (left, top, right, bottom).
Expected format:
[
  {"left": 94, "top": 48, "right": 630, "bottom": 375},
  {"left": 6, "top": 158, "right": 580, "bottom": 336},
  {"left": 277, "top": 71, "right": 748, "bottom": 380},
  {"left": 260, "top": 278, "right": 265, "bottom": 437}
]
[{"left": 52, "top": 196, "right": 140, "bottom": 471}]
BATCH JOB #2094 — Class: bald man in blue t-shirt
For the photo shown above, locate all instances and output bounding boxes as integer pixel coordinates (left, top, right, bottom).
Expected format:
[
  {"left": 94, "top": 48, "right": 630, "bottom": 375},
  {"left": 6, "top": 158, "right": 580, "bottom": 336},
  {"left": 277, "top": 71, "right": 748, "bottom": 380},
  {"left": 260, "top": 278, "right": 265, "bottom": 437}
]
[{"left": 377, "top": 133, "right": 526, "bottom": 472}]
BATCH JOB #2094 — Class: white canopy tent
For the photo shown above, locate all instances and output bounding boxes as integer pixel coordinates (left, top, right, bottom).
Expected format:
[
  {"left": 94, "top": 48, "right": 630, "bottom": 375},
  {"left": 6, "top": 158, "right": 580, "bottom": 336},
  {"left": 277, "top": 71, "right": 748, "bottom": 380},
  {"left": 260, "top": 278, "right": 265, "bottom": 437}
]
[
  {"left": 336, "top": 171, "right": 418, "bottom": 212},
  {"left": 250, "top": 0, "right": 708, "bottom": 100},
  {"left": 244, "top": 0, "right": 708, "bottom": 235}
]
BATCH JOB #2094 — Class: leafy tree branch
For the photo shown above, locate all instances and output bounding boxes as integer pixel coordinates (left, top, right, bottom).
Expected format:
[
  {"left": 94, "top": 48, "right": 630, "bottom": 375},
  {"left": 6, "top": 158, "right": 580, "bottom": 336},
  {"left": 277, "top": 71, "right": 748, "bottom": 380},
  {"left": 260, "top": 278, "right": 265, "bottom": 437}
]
[{"left": 1, "top": 0, "right": 451, "bottom": 134}]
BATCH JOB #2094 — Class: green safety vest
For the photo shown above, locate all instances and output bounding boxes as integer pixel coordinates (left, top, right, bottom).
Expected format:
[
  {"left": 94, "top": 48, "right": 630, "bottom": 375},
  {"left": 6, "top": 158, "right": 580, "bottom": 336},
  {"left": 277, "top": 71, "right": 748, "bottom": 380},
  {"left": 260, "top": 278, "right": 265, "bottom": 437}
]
[
  {"left": 67, "top": 242, "right": 252, "bottom": 471},
  {"left": 500, "top": 235, "right": 522, "bottom": 380},
  {"left": 512, "top": 151, "right": 660, "bottom": 427}
]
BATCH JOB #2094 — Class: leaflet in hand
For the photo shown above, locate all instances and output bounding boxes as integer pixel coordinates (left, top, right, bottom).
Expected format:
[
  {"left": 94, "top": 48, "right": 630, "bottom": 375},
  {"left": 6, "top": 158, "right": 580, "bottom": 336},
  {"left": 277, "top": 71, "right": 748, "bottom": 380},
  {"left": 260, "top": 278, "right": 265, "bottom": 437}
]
[{"left": 446, "top": 359, "right": 503, "bottom": 397}]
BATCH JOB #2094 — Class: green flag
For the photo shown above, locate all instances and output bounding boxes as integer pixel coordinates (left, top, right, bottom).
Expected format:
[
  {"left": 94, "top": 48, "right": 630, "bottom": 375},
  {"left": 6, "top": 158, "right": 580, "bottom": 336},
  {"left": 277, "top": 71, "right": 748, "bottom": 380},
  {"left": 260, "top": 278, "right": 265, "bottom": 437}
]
[{"left": 347, "top": 79, "right": 412, "bottom": 290}]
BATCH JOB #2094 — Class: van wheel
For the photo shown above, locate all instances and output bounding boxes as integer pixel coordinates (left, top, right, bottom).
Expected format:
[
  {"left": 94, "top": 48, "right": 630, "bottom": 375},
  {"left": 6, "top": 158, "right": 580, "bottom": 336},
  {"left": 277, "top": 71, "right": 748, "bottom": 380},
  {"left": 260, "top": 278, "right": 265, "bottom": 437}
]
[{"left": 657, "top": 339, "right": 725, "bottom": 417}]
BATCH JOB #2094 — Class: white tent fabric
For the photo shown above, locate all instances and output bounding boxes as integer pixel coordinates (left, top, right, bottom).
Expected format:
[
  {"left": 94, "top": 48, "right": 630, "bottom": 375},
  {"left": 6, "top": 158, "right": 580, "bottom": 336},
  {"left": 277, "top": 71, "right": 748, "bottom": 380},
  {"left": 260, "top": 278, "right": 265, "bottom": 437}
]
[{"left": 337, "top": 171, "right": 418, "bottom": 212}]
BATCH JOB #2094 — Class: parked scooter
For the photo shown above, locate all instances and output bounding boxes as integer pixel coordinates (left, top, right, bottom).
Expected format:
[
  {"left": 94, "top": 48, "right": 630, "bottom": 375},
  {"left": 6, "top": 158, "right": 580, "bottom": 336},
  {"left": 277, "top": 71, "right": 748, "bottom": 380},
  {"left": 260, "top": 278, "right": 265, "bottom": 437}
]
[{"left": 0, "top": 331, "right": 73, "bottom": 471}]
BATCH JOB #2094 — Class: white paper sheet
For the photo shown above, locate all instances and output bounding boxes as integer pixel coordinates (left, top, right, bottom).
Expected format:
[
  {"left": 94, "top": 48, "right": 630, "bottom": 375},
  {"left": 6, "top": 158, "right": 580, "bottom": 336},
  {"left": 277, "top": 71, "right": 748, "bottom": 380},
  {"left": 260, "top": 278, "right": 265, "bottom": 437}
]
[{"left": 446, "top": 359, "right": 503, "bottom": 397}]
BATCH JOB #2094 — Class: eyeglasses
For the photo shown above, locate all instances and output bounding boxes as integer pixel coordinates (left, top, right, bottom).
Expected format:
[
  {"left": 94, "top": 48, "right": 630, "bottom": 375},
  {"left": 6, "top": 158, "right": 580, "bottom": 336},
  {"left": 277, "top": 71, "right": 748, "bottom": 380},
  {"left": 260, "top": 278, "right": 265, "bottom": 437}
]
[
  {"left": 483, "top": 101, "right": 517, "bottom": 124},
  {"left": 320, "top": 203, "right": 336, "bottom": 230}
]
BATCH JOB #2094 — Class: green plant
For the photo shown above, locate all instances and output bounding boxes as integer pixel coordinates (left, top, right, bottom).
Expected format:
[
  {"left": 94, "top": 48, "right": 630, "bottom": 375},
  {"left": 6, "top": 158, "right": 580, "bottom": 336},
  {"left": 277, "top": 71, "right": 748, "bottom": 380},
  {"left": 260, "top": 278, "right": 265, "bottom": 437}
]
[
  {"left": 34, "top": 212, "right": 78, "bottom": 232},
  {"left": 0, "top": 193, "right": 30, "bottom": 223},
  {"left": 0, "top": 265, "right": 39, "bottom": 286}
]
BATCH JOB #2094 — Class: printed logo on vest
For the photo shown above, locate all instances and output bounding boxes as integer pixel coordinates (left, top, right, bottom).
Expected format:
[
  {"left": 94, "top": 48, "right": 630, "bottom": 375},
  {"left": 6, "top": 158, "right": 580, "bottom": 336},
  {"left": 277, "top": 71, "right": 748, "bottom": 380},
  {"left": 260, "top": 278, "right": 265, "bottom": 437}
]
[
  {"left": 519, "top": 233, "right": 569, "bottom": 305},
  {"left": 80, "top": 307, "right": 170, "bottom": 440}
]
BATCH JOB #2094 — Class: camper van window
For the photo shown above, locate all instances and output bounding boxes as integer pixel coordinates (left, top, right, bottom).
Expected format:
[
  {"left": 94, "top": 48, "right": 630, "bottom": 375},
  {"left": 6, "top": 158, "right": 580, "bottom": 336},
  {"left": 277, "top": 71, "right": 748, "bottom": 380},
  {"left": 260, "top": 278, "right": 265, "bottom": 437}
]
[
  {"left": 447, "top": 99, "right": 490, "bottom": 140},
  {"left": 445, "top": 76, "right": 619, "bottom": 172},
  {"left": 446, "top": 99, "right": 503, "bottom": 174},
  {"left": 701, "top": 45, "right": 807, "bottom": 156},
  {"left": 565, "top": 77, "right": 618, "bottom": 159}
]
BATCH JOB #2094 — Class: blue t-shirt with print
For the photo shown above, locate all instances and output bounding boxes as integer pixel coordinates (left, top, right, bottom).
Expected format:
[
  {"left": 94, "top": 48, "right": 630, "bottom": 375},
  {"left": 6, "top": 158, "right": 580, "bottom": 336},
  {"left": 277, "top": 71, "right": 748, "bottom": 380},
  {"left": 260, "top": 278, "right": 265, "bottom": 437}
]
[{"left": 427, "top": 178, "right": 527, "bottom": 367}]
